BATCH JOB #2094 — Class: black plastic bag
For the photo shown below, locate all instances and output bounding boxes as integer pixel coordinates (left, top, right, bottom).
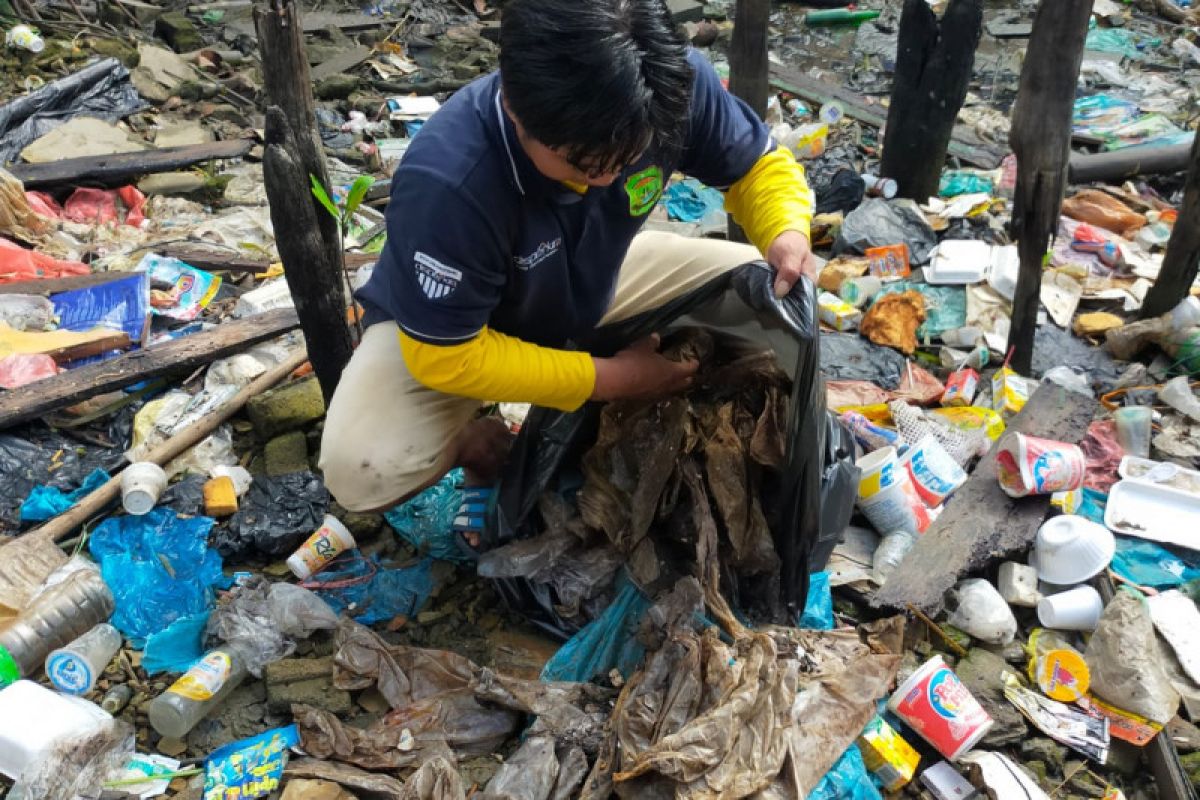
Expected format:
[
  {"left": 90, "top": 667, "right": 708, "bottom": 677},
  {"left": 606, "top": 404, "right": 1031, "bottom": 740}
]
[
  {"left": 213, "top": 471, "right": 329, "bottom": 561},
  {"left": 0, "top": 58, "right": 146, "bottom": 164},
  {"left": 490, "top": 261, "right": 853, "bottom": 638}
]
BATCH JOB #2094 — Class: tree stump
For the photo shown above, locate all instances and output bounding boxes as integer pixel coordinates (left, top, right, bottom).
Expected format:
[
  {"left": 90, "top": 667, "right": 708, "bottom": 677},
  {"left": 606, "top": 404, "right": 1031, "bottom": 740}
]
[
  {"left": 880, "top": 0, "right": 983, "bottom": 202},
  {"left": 1139, "top": 132, "right": 1200, "bottom": 319}
]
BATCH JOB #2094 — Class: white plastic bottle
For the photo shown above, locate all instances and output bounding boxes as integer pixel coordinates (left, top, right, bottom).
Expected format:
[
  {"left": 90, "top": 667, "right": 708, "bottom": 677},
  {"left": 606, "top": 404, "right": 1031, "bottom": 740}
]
[{"left": 148, "top": 643, "right": 250, "bottom": 739}]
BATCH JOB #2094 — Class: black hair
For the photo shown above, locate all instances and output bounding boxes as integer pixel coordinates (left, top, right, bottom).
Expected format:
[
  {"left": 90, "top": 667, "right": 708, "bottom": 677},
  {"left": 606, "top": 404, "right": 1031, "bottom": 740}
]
[{"left": 499, "top": 0, "right": 693, "bottom": 177}]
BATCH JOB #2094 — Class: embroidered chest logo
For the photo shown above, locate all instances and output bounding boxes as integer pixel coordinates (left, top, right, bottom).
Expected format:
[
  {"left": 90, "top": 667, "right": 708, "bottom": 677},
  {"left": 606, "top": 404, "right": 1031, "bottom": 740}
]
[
  {"left": 514, "top": 238, "right": 563, "bottom": 271},
  {"left": 413, "top": 251, "right": 462, "bottom": 300},
  {"left": 624, "top": 165, "right": 663, "bottom": 217}
]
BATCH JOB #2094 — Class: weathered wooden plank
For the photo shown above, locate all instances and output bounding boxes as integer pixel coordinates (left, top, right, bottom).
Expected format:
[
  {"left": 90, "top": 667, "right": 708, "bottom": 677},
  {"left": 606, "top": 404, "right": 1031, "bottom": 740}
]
[
  {"left": 1138, "top": 132, "right": 1200, "bottom": 319},
  {"left": 0, "top": 308, "right": 300, "bottom": 429},
  {"left": 871, "top": 381, "right": 1097, "bottom": 614},
  {"left": 310, "top": 45, "right": 373, "bottom": 82},
  {"left": 0, "top": 271, "right": 131, "bottom": 296},
  {"left": 9, "top": 139, "right": 254, "bottom": 190},
  {"left": 769, "top": 64, "right": 1009, "bottom": 169}
]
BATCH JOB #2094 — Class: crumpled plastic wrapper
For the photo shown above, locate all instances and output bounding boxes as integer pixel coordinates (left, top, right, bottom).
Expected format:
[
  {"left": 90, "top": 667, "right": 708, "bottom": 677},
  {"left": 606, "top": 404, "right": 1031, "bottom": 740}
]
[
  {"left": 1061, "top": 188, "right": 1146, "bottom": 236},
  {"left": 861, "top": 291, "right": 927, "bottom": 355},
  {"left": 479, "top": 736, "right": 588, "bottom": 800},
  {"left": 209, "top": 575, "right": 338, "bottom": 676}
]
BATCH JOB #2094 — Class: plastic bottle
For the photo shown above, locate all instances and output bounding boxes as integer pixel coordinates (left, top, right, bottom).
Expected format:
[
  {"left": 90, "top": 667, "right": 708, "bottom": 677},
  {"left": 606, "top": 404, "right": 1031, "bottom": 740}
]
[
  {"left": 0, "top": 647, "right": 18, "bottom": 689},
  {"left": 45, "top": 623, "right": 122, "bottom": 696},
  {"left": 839, "top": 275, "right": 881, "bottom": 308},
  {"left": 148, "top": 643, "right": 250, "bottom": 738},
  {"left": 0, "top": 565, "right": 115, "bottom": 677},
  {"left": 861, "top": 174, "right": 897, "bottom": 199},
  {"left": 5, "top": 24, "right": 44, "bottom": 53},
  {"left": 872, "top": 531, "right": 915, "bottom": 584},
  {"left": 804, "top": 8, "right": 882, "bottom": 25},
  {"left": 818, "top": 101, "right": 845, "bottom": 126},
  {"left": 100, "top": 683, "right": 133, "bottom": 714}
]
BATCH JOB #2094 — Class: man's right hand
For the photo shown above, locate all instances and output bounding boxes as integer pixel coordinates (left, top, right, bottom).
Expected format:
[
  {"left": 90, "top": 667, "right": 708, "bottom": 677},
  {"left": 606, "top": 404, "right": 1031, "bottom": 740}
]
[{"left": 591, "top": 334, "right": 699, "bottom": 401}]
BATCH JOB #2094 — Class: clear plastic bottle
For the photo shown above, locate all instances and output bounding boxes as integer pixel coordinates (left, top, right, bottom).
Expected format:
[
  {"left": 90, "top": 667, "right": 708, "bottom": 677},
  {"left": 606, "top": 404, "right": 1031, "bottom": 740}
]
[
  {"left": 148, "top": 643, "right": 250, "bottom": 739},
  {"left": 872, "top": 531, "right": 916, "bottom": 584},
  {"left": 0, "top": 564, "right": 114, "bottom": 677},
  {"left": 100, "top": 683, "right": 133, "bottom": 714}
]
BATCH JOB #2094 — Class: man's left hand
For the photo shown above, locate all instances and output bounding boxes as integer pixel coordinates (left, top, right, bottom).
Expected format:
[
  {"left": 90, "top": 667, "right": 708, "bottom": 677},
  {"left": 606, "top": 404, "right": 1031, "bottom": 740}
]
[{"left": 766, "top": 230, "right": 818, "bottom": 298}]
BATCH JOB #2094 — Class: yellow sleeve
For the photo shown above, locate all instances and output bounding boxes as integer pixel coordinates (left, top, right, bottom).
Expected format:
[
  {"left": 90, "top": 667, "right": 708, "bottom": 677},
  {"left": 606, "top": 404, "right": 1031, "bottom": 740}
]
[
  {"left": 723, "top": 145, "right": 815, "bottom": 255},
  {"left": 398, "top": 327, "right": 596, "bottom": 412}
]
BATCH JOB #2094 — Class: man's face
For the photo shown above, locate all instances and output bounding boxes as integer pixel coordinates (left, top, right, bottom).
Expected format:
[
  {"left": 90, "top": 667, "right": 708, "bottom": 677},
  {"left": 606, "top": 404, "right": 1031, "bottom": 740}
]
[{"left": 504, "top": 96, "right": 638, "bottom": 188}]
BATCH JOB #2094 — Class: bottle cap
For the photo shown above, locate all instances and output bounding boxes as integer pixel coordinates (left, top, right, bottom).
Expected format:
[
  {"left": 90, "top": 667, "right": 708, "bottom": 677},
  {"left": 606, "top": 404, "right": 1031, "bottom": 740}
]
[{"left": 0, "top": 645, "right": 19, "bottom": 687}]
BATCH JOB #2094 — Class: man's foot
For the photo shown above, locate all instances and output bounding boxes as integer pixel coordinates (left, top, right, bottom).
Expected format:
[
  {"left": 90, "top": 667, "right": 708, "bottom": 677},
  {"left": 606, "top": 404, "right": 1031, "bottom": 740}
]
[{"left": 453, "top": 485, "right": 495, "bottom": 556}]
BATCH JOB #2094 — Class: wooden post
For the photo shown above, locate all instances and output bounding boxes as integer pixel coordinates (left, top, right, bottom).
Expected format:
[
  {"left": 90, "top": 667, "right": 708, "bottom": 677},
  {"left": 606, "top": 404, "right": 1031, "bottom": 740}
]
[
  {"left": 726, "top": 0, "right": 770, "bottom": 244},
  {"left": 880, "top": 0, "right": 983, "bottom": 201},
  {"left": 255, "top": 0, "right": 353, "bottom": 401},
  {"left": 1139, "top": 133, "right": 1200, "bottom": 319},
  {"left": 1005, "top": 0, "right": 1092, "bottom": 375}
]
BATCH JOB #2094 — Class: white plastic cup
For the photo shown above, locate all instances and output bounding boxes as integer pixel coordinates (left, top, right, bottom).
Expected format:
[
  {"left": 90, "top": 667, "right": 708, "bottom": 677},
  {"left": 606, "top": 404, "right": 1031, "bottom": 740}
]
[
  {"left": 1037, "top": 585, "right": 1104, "bottom": 631},
  {"left": 287, "top": 515, "right": 356, "bottom": 580},
  {"left": 859, "top": 476, "right": 930, "bottom": 535},
  {"left": 857, "top": 446, "right": 900, "bottom": 500},
  {"left": 45, "top": 623, "right": 122, "bottom": 696},
  {"left": 839, "top": 275, "right": 882, "bottom": 308},
  {"left": 120, "top": 462, "right": 167, "bottom": 515},
  {"left": 901, "top": 436, "right": 967, "bottom": 507},
  {"left": 1113, "top": 406, "right": 1153, "bottom": 459}
]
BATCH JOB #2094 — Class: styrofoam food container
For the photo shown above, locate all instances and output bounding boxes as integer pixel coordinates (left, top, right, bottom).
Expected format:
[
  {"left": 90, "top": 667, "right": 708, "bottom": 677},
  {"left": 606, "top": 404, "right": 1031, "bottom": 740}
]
[
  {"left": 1030, "top": 515, "right": 1115, "bottom": 585},
  {"left": 1105, "top": 478, "right": 1200, "bottom": 550},
  {"left": 0, "top": 680, "right": 111, "bottom": 780}
]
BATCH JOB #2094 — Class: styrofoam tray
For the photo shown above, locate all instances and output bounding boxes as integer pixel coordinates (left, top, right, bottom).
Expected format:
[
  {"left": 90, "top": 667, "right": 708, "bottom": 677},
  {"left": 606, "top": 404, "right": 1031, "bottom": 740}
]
[
  {"left": 1118, "top": 456, "right": 1200, "bottom": 496},
  {"left": 926, "top": 240, "right": 991, "bottom": 285},
  {"left": 1105, "top": 478, "right": 1200, "bottom": 550}
]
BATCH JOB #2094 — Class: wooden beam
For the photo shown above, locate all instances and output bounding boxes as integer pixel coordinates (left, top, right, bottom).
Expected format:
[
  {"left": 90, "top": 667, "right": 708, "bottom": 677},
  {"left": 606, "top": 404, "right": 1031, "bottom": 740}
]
[
  {"left": 1004, "top": 0, "right": 1092, "bottom": 375},
  {"left": 880, "top": 0, "right": 983, "bottom": 201},
  {"left": 726, "top": 0, "right": 770, "bottom": 244},
  {"left": 1069, "top": 136, "right": 1195, "bottom": 183},
  {"left": 8, "top": 139, "right": 254, "bottom": 190},
  {"left": 769, "top": 65, "right": 1009, "bottom": 169},
  {"left": 154, "top": 246, "right": 277, "bottom": 274},
  {"left": 871, "top": 381, "right": 1096, "bottom": 614},
  {"left": 1138, "top": 132, "right": 1200, "bottom": 319},
  {"left": 0, "top": 308, "right": 300, "bottom": 429}
]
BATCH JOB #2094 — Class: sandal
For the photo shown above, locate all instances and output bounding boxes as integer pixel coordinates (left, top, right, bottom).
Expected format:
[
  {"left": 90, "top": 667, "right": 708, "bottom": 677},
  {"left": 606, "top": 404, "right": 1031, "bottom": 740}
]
[{"left": 453, "top": 485, "right": 496, "bottom": 560}]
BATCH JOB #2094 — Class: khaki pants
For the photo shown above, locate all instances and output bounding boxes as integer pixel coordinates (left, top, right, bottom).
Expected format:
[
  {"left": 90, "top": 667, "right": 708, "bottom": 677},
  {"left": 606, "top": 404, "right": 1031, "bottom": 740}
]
[{"left": 320, "top": 231, "right": 761, "bottom": 511}]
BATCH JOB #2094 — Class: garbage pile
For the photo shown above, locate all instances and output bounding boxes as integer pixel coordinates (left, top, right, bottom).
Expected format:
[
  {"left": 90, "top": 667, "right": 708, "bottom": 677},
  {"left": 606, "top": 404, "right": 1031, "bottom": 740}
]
[{"left": 1, "top": 0, "right": 1200, "bottom": 797}]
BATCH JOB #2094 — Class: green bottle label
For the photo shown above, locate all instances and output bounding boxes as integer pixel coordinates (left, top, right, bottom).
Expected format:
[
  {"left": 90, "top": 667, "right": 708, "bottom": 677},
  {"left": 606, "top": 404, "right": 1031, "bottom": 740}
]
[{"left": 0, "top": 645, "right": 19, "bottom": 687}]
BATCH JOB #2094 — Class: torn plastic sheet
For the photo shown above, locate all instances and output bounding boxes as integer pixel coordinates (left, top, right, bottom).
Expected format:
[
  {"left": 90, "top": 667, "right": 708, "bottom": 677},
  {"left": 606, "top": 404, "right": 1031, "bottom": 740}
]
[
  {"left": 821, "top": 333, "right": 907, "bottom": 390},
  {"left": 304, "top": 553, "right": 435, "bottom": 626},
  {"left": 1111, "top": 537, "right": 1200, "bottom": 588},
  {"left": 89, "top": 509, "right": 224, "bottom": 646},
  {"left": 1086, "top": 588, "right": 1181, "bottom": 725},
  {"left": 19, "top": 466, "right": 109, "bottom": 522},
  {"left": 540, "top": 574, "right": 654, "bottom": 683},
  {"left": 142, "top": 611, "right": 209, "bottom": 675},
  {"left": 211, "top": 576, "right": 338, "bottom": 676},
  {"left": 0, "top": 58, "right": 146, "bottom": 164},
  {"left": 798, "top": 571, "right": 834, "bottom": 630}
]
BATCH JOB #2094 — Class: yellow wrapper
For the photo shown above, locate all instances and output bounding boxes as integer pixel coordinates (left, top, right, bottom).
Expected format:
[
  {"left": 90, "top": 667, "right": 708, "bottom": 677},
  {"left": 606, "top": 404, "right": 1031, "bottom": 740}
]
[{"left": 857, "top": 717, "right": 919, "bottom": 792}]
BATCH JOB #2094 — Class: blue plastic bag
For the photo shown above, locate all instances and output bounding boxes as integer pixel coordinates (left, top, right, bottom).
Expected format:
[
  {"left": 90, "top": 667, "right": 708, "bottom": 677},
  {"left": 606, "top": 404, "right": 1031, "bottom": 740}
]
[
  {"left": 798, "top": 570, "right": 834, "bottom": 630},
  {"left": 808, "top": 744, "right": 883, "bottom": 800},
  {"left": 19, "top": 467, "right": 110, "bottom": 522},
  {"left": 89, "top": 509, "right": 224, "bottom": 646},
  {"left": 664, "top": 178, "right": 726, "bottom": 223},
  {"left": 541, "top": 574, "right": 652, "bottom": 683},
  {"left": 307, "top": 553, "right": 435, "bottom": 625},
  {"left": 51, "top": 273, "right": 150, "bottom": 343},
  {"left": 1111, "top": 536, "right": 1200, "bottom": 588},
  {"left": 384, "top": 469, "right": 471, "bottom": 563},
  {"left": 143, "top": 611, "right": 210, "bottom": 675}
]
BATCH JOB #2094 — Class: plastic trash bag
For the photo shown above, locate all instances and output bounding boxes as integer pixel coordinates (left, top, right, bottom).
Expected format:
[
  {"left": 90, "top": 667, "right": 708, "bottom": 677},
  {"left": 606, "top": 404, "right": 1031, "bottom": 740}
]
[
  {"left": 384, "top": 468, "right": 471, "bottom": 563},
  {"left": 306, "top": 554, "right": 435, "bottom": 625},
  {"left": 493, "top": 262, "right": 839, "bottom": 636},
  {"left": 540, "top": 574, "right": 654, "bottom": 683},
  {"left": 663, "top": 178, "right": 726, "bottom": 224},
  {"left": 820, "top": 333, "right": 908, "bottom": 390},
  {"left": 798, "top": 571, "right": 834, "bottom": 630},
  {"left": 213, "top": 471, "right": 329, "bottom": 560},
  {"left": 19, "top": 467, "right": 109, "bottom": 522},
  {"left": 89, "top": 509, "right": 224, "bottom": 646},
  {"left": 1111, "top": 537, "right": 1200, "bottom": 588},
  {"left": 0, "top": 237, "right": 90, "bottom": 284},
  {"left": 479, "top": 736, "right": 588, "bottom": 800},
  {"left": 808, "top": 744, "right": 883, "bottom": 800},
  {"left": 0, "top": 57, "right": 146, "bottom": 163},
  {"left": 142, "top": 611, "right": 209, "bottom": 675},
  {"left": 1085, "top": 588, "right": 1181, "bottom": 725},
  {"left": 835, "top": 198, "right": 939, "bottom": 265},
  {"left": 0, "top": 294, "right": 54, "bottom": 332},
  {"left": 210, "top": 576, "right": 338, "bottom": 675},
  {"left": 814, "top": 168, "right": 866, "bottom": 216}
]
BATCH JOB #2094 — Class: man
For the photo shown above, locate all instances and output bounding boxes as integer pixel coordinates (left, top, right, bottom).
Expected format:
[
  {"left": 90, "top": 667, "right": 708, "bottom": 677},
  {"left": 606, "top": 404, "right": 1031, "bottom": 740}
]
[{"left": 320, "top": 0, "right": 815, "bottom": 554}]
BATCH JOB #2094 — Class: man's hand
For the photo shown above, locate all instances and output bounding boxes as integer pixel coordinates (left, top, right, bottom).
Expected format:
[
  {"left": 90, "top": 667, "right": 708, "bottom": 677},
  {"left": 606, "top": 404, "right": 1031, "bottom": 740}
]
[
  {"left": 766, "top": 230, "right": 818, "bottom": 298},
  {"left": 591, "top": 334, "right": 698, "bottom": 401}
]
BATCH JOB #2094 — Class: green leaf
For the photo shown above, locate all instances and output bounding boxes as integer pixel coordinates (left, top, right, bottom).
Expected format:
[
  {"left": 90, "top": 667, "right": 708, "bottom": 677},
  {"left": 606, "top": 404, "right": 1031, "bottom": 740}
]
[
  {"left": 309, "top": 174, "right": 340, "bottom": 221},
  {"left": 343, "top": 175, "right": 376, "bottom": 220}
]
